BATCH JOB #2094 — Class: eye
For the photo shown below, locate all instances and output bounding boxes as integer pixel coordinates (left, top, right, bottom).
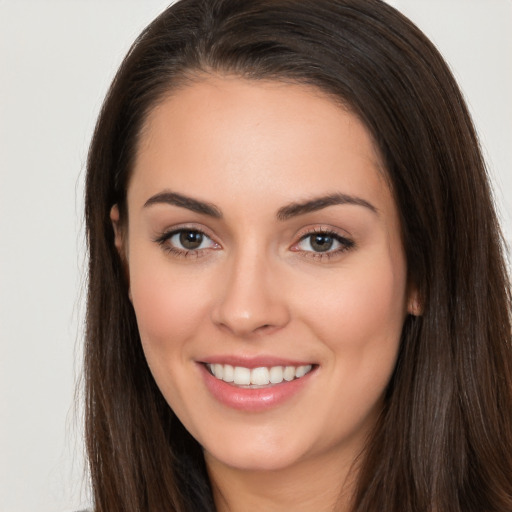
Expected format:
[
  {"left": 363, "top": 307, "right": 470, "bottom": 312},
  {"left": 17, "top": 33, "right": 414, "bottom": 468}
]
[
  {"left": 299, "top": 233, "right": 338, "bottom": 252},
  {"left": 293, "top": 229, "right": 354, "bottom": 257},
  {"left": 171, "top": 229, "right": 210, "bottom": 250},
  {"left": 154, "top": 228, "right": 219, "bottom": 256}
]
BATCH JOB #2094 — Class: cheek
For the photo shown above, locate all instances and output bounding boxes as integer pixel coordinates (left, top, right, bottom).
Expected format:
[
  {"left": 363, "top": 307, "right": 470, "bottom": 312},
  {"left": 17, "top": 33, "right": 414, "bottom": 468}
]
[
  {"left": 296, "top": 256, "right": 407, "bottom": 435},
  {"left": 299, "top": 252, "right": 407, "bottom": 364},
  {"left": 128, "top": 257, "right": 212, "bottom": 349}
]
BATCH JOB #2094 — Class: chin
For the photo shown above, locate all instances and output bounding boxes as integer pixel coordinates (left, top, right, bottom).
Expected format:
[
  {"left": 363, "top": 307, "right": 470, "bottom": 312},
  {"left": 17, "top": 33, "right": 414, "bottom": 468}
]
[{"left": 205, "top": 446, "right": 305, "bottom": 473}]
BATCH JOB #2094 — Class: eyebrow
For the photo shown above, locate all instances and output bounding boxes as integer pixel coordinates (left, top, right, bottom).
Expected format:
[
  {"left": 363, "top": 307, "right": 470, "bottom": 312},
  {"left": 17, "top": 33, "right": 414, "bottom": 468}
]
[
  {"left": 143, "top": 191, "right": 223, "bottom": 218},
  {"left": 143, "top": 190, "right": 377, "bottom": 220},
  {"left": 276, "top": 193, "right": 378, "bottom": 220}
]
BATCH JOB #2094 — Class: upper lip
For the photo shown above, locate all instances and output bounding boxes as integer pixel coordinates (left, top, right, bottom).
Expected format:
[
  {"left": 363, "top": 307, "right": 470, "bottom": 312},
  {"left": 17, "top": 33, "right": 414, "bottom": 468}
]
[{"left": 199, "top": 355, "right": 316, "bottom": 368}]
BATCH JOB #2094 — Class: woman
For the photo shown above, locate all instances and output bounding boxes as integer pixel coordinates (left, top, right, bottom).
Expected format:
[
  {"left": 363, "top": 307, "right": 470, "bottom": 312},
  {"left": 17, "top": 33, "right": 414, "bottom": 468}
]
[{"left": 84, "top": 0, "right": 512, "bottom": 511}]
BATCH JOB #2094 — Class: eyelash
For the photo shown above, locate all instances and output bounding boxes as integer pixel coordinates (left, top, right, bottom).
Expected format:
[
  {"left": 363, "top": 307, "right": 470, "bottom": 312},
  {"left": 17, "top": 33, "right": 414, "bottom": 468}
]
[
  {"left": 292, "top": 227, "right": 355, "bottom": 261},
  {"left": 153, "top": 227, "right": 219, "bottom": 259},
  {"left": 153, "top": 227, "right": 355, "bottom": 261}
]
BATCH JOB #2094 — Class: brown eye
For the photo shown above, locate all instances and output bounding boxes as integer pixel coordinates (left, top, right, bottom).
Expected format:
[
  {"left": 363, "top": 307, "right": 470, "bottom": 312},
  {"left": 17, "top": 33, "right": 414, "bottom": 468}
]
[
  {"left": 179, "top": 230, "right": 204, "bottom": 249},
  {"left": 295, "top": 230, "right": 354, "bottom": 256},
  {"left": 156, "top": 229, "right": 219, "bottom": 253},
  {"left": 154, "top": 228, "right": 220, "bottom": 257},
  {"left": 309, "top": 234, "right": 334, "bottom": 252}
]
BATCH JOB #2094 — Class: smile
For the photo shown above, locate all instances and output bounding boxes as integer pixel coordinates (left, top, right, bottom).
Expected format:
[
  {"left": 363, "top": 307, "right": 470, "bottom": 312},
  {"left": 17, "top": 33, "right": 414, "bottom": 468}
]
[
  {"left": 205, "top": 363, "right": 313, "bottom": 387},
  {"left": 199, "top": 360, "right": 317, "bottom": 411}
]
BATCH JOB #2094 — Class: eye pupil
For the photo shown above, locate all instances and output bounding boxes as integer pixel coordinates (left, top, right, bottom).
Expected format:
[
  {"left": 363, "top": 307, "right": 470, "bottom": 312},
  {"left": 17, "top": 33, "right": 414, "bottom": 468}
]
[
  {"left": 179, "top": 230, "right": 203, "bottom": 249},
  {"left": 311, "top": 234, "right": 333, "bottom": 252}
]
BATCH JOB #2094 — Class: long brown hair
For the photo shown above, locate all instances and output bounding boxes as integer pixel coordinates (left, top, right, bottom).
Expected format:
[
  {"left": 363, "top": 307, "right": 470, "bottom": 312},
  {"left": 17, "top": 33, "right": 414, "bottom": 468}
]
[{"left": 84, "top": 1, "right": 512, "bottom": 510}]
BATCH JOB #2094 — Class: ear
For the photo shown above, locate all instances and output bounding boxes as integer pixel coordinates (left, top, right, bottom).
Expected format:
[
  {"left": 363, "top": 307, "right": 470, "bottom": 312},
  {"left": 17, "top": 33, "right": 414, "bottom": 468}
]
[
  {"left": 110, "top": 204, "right": 132, "bottom": 301},
  {"left": 110, "top": 204, "right": 124, "bottom": 256},
  {"left": 407, "top": 285, "right": 423, "bottom": 316}
]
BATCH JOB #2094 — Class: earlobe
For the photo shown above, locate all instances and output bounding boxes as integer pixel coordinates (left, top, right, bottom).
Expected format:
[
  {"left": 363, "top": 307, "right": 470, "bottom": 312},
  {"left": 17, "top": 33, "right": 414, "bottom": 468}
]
[
  {"left": 110, "top": 204, "right": 124, "bottom": 256},
  {"left": 407, "top": 287, "right": 423, "bottom": 316},
  {"left": 110, "top": 204, "right": 132, "bottom": 301}
]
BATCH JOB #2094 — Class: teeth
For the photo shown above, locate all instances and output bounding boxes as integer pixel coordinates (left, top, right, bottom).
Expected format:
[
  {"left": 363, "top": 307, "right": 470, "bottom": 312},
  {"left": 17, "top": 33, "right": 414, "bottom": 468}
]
[
  {"left": 295, "top": 365, "right": 309, "bottom": 378},
  {"left": 213, "top": 364, "right": 224, "bottom": 380},
  {"left": 207, "top": 363, "right": 313, "bottom": 387},
  {"left": 223, "top": 364, "right": 234, "bottom": 382},
  {"left": 283, "top": 366, "right": 295, "bottom": 381},
  {"left": 251, "top": 367, "right": 270, "bottom": 385},
  {"left": 269, "top": 366, "right": 284, "bottom": 384},
  {"left": 233, "top": 366, "right": 251, "bottom": 385}
]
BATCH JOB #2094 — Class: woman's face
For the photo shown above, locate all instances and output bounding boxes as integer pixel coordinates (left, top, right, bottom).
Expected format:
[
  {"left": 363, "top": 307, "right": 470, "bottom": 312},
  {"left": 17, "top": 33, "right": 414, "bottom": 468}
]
[{"left": 115, "top": 76, "right": 414, "bottom": 474}]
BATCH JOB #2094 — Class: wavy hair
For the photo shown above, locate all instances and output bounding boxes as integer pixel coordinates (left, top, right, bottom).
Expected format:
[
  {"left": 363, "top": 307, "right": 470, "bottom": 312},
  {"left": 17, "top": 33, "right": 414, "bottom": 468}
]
[{"left": 84, "top": 1, "right": 512, "bottom": 510}]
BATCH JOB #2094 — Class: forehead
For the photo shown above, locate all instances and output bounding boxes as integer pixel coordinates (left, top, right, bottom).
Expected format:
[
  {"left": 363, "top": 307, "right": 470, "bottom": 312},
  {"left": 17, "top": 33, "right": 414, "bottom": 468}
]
[{"left": 129, "top": 75, "right": 390, "bottom": 215}]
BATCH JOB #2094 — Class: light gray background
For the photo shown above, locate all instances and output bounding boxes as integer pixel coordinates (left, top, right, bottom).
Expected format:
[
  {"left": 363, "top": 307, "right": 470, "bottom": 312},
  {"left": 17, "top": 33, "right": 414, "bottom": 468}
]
[{"left": 1, "top": 1, "right": 510, "bottom": 511}]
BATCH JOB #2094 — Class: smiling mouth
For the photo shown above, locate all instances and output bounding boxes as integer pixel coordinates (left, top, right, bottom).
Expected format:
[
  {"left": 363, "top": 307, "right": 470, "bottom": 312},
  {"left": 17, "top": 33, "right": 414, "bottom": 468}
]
[{"left": 205, "top": 363, "right": 314, "bottom": 388}]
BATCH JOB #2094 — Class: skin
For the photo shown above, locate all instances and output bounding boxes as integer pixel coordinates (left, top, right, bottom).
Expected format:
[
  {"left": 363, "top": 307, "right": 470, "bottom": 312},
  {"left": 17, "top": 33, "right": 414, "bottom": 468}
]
[{"left": 112, "top": 75, "right": 417, "bottom": 511}]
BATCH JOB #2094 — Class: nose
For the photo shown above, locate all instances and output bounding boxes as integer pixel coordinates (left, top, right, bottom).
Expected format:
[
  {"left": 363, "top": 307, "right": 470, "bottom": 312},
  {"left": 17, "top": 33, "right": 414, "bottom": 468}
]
[{"left": 211, "top": 249, "right": 291, "bottom": 338}]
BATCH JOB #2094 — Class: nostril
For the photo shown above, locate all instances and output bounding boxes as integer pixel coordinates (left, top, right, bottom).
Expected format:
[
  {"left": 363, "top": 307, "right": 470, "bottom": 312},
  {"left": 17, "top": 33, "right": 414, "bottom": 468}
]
[{"left": 253, "top": 324, "right": 278, "bottom": 335}]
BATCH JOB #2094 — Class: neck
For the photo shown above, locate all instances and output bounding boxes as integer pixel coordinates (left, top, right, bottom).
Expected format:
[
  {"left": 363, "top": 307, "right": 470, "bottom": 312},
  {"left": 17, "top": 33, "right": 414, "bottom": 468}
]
[{"left": 205, "top": 447, "right": 360, "bottom": 512}]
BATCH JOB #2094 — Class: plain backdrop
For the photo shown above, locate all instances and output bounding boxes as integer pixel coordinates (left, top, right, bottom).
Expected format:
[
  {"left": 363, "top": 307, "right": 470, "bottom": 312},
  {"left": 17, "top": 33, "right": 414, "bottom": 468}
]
[{"left": 0, "top": 1, "right": 510, "bottom": 511}]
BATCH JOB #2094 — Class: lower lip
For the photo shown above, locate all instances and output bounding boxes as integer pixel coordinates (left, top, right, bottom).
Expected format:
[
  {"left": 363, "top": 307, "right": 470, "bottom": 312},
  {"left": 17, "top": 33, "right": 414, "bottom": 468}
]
[{"left": 199, "top": 364, "right": 315, "bottom": 412}]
